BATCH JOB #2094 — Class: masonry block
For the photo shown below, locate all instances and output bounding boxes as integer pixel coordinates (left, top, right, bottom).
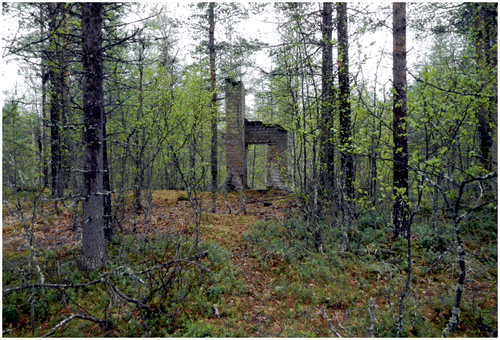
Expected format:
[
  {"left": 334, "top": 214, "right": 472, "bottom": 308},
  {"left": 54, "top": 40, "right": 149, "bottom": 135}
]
[{"left": 225, "top": 78, "right": 288, "bottom": 191}]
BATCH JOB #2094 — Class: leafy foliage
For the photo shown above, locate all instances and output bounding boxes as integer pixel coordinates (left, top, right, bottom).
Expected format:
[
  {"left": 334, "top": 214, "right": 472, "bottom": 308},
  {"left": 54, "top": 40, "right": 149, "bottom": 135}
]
[{"left": 2, "top": 2, "right": 497, "bottom": 337}]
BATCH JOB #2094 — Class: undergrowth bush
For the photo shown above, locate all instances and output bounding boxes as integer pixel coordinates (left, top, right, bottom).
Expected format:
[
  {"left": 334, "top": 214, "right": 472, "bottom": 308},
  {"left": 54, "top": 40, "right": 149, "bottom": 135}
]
[
  {"left": 242, "top": 204, "right": 497, "bottom": 338},
  {"left": 2, "top": 232, "right": 243, "bottom": 337}
]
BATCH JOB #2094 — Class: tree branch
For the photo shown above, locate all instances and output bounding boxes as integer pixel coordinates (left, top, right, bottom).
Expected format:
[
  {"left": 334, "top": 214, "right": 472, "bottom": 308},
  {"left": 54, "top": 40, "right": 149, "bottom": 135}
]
[
  {"left": 42, "top": 314, "right": 109, "bottom": 338},
  {"left": 3, "top": 250, "right": 209, "bottom": 297},
  {"left": 408, "top": 70, "right": 497, "bottom": 100}
]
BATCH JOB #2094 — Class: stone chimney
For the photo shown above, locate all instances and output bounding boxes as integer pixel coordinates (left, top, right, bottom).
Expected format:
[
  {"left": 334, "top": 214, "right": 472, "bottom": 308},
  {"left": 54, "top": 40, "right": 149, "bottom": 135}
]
[{"left": 225, "top": 78, "right": 247, "bottom": 190}]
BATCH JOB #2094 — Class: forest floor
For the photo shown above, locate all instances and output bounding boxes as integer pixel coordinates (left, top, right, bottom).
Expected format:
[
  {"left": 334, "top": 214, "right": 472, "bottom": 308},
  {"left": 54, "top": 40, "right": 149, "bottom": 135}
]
[
  {"left": 3, "top": 189, "right": 307, "bottom": 336},
  {"left": 2, "top": 189, "right": 498, "bottom": 337},
  {"left": 3, "top": 189, "right": 291, "bottom": 253}
]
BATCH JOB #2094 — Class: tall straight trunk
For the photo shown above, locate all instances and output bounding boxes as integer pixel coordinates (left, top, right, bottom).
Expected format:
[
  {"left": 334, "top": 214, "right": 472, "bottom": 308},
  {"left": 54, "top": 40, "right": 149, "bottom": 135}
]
[
  {"left": 392, "top": 2, "right": 409, "bottom": 238},
  {"left": 48, "top": 3, "right": 63, "bottom": 198},
  {"left": 337, "top": 2, "right": 354, "bottom": 200},
  {"left": 48, "top": 3, "right": 71, "bottom": 198},
  {"left": 209, "top": 2, "right": 218, "bottom": 194},
  {"left": 40, "top": 5, "right": 49, "bottom": 187},
  {"left": 103, "top": 109, "right": 112, "bottom": 241},
  {"left": 320, "top": 2, "right": 334, "bottom": 192},
  {"left": 81, "top": 2, "right": 106, "bottom": 271},
  {"left": 392, "top": 6, "right": 412, "bottom": 333},
  {"left": 59, "top": 3, "right": 71, "bottom": 193},
  {"left": 134, "top": 43, "right": 145, "bottom": 213},
  {"left": 473, "top": 3, "right": 496, "bottom": 170}
]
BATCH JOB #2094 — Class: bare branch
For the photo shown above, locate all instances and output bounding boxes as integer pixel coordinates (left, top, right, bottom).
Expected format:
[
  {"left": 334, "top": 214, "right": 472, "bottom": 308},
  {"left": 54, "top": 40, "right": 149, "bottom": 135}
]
[
  {"left": 42, "top": 314, "right": 109, "bottom": 338},
  {"left": 320, "top": 308, "right": 342, "bottom": 337},
  {"left": 454, "top": 171, "right": 497, "bottom": 220},
  {"left": 104, "top": 277, "right": 149, "bottom": 310},
  {"left": 3, "top": 250, "right": 209, "bottom": 297},
  {"left": 3, "top": 278, "right": 105, "bottom": 296}
]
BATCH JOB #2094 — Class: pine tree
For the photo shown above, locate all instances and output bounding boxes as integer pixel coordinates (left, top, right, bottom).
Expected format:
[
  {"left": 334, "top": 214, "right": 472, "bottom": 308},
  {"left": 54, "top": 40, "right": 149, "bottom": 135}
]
[
  {"left": 392, "top": 2, "right": 409, "bottom": 238},
  {"left": 81, "top": 2, "right": 106, "bottom": 271},
  {"left": 337, "top": 2, "right": 354, "bottom": 200},
  {"left": 209, "top": 2, "right": 218, "bottom": 196},
  {"left": 320, "top": 2, "right": 335, "bottom": 192}
]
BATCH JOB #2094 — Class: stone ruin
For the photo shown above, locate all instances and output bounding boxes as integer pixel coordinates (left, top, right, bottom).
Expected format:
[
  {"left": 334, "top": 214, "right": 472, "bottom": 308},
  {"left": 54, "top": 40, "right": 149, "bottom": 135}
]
[{"left": 225, "top": 78, "right": 288, "bottom": 191}]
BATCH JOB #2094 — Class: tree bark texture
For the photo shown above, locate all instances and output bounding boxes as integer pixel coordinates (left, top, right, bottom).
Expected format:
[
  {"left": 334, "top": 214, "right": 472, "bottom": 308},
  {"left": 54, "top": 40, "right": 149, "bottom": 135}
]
[
  {"left": 103, "top": 111, "right": 112, "bottom": 241},
  {"left": 81, "top": 3, "right": 106, "bottom": 271},
  {"left": 209, "top": 2, "right": 218, "bottom": 193},
  {"left": 40, "top": 4, "right": 49, "bottom": 188},
  {"left": 337, "top": 2, "right": 354, "bottom": 199},
  {"left": 473, "top": 3, "right": 497, "bottom": 170},
  {"left": 320, "top": 2, "right": 335, "bottom": 192},
  {"left": 392, "top": 3, "right": 409, "bottom": 238},
  {"left": 48, "top": 3, "right": 64, "bottom": 198}
]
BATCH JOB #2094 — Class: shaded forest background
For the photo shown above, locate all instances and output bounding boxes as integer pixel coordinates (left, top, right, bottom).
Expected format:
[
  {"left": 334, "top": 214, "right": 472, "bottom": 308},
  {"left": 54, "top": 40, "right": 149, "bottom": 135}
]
[{"left": 2, "top": 2, "right": 497, "bottom": 337}]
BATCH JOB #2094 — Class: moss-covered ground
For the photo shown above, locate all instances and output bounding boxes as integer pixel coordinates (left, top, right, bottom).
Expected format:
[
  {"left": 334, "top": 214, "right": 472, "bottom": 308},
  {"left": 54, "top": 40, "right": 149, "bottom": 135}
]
[{"left": 2, "top": 189, "right": 497, "bottom": 337}]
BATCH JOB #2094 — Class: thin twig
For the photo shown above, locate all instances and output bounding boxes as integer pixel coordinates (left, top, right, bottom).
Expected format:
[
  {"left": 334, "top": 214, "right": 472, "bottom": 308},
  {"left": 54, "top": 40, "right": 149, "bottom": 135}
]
[
  {"left": 3, "top": 251, "right": 209, "bottom": 296},
  {"left": 103, "top": 277, "right": 149, "bottom": 310},
  {"left": 320, "top": 308, "right": 342, "bottom": 338},
  {"left": 368, "top": 298, "right": 376, "bottom": 337},
  {"left": 334, "top": 310, "right": 348, "bottom": 334},
  {"left": 42, "top": 314, "right": 108, "bottom": 338},
  {"left": 3, "top": 278, "right": 105, "bottom": 296}
]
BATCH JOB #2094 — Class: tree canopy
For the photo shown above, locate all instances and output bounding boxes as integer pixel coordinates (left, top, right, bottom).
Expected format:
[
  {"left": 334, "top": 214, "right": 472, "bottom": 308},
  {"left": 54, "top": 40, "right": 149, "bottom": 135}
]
[{"left": 2, "top": 2, "right": 497, "bottom": 337}]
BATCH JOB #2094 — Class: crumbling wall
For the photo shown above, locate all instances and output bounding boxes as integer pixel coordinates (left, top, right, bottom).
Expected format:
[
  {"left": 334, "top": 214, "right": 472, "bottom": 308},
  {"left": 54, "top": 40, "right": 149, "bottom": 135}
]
[
  {"left": 245, "top": 121, "right": 288, "bottom": 189},
  {"left": 225, "top": 78, "right": 247, "bottom": 190},
  {"left": 225, "top": 78, "right": 288, "bottom": 191}
]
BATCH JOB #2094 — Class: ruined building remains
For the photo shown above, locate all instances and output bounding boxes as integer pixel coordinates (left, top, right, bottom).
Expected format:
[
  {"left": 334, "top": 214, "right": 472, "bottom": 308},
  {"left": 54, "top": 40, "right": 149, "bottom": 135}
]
[{"left": 225, "top": 78, "right": 288, "bottom": 191}]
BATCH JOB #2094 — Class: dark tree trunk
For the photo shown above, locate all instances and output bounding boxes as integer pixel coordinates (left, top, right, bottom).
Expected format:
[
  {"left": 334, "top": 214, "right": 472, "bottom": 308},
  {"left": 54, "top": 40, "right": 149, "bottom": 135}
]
[
  {"left": 81, "top": 2, "right": 106, "bottom": 271},
  {"left": 40, "top": 5, "right": 49, "bottom": 188},
  {"left": 59, "top": 3, "right": 71, "bottom": 195},
  {"left": 209, "top": 2, "right": 218, "bottom": 195},
  {"left": 320, "top": 2, "right": 335, "bottom": 192},
  {"left": 473, "top": 3, "right": 496, "bottom": 170},
  {"left": 49, "top": 3, "right": 72, "bottom": 199},
  {"left": 134, "top": 42, "right": 145, "bottom": 213},
  {"left": 103, "top": 110, "right": 112, "bottom": 241},
  {"left": 337, "top": 2, "right": 354, "bottom": 200},
  {"left": 392, "top": 3, "right": 409, "bottom": 238},
  {"left": 48, "top": 3, "right": 63, "bottom": 199}
]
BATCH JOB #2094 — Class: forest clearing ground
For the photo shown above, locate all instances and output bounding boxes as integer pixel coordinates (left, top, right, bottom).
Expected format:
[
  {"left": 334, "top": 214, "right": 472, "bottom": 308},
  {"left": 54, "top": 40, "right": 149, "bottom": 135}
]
[
  {"left": 150, "top": 189, "right": 327, "bottom": 336},
  {"left": 2, "top": 189, "right": 311, "bottom": 336},
  {"left": 2, "top": 189, "right": 497, "bottom": 337},
  {"left": 2, "top": 189, "right": 290, "bottom": 252}
]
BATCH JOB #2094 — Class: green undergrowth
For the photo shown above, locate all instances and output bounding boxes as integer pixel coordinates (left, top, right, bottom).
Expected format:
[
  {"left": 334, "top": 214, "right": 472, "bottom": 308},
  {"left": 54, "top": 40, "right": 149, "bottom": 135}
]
[
  {"left": 2, "top": 192, "right": 496, "bottom": 337},
  {"left": 242, "top": 208, "right": 498, "bottom": 337},
  {"left": 2, "top": 233, "right": 245, "bottom": 337}
]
